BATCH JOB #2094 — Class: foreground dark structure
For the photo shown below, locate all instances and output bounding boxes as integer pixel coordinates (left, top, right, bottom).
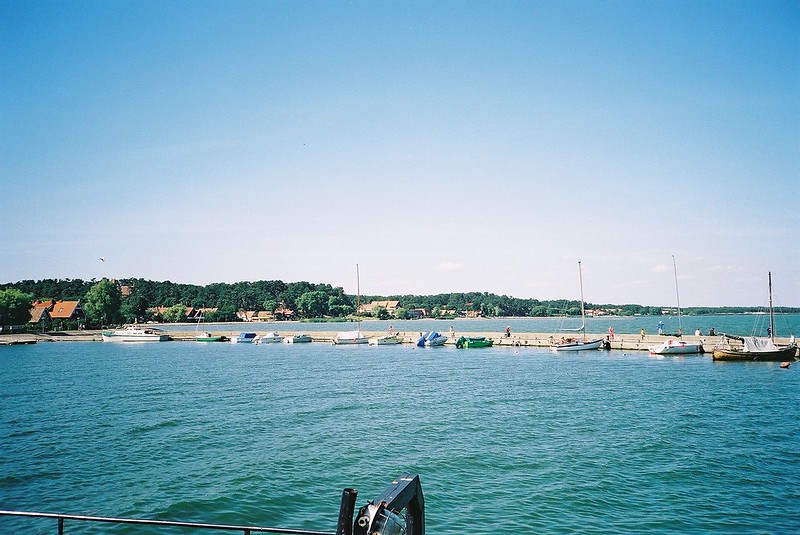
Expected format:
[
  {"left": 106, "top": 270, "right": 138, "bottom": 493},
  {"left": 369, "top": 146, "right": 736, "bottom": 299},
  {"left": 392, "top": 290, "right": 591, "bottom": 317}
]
[{"left": 0, "top": 474, "right": 424, "bottom": 535}]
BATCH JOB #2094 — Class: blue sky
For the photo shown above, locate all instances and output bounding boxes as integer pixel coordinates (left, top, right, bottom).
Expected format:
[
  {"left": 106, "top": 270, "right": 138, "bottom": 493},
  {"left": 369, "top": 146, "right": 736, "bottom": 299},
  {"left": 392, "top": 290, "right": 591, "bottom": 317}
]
[{"left": 2, "top": 1, "right": 798, "bottom": 307}]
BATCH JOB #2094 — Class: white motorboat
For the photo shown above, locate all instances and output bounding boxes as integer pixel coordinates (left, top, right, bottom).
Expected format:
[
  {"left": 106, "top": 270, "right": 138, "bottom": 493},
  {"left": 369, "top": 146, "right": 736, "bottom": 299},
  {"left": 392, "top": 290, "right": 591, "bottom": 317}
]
[
  {"left": 369, "top": 334, "right": 402, "bottom": 346},
  {"left": 649, "top": 339, "right": 702, "bottom": 355},
  {"left": 284, "top": 334, "right": 313, "bottom": 344},
  {"left": 102, "top": 325, "right": 170, "bottom": 342},
  {"left": 231, "top": 332, "right": 257, "bottom": 343},
  {"left": 256, "top": 332, "right": 283, "bottom": 344}
]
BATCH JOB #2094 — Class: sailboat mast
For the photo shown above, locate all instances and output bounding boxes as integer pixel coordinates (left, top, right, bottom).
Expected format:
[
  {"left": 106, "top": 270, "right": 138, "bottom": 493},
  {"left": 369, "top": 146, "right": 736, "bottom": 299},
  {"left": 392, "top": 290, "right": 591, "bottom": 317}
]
[
  {"left": 768, "top": 271, "right": 775, "bottom": 341},
  {"left": 578, "top": 261, "right": 586, "bottom": 338},
  {"left": 356, "top": 263, "right": 361, "bottom": 330},
  {"left": 672, "top": 255, "right": 683, "bottom": 336}
]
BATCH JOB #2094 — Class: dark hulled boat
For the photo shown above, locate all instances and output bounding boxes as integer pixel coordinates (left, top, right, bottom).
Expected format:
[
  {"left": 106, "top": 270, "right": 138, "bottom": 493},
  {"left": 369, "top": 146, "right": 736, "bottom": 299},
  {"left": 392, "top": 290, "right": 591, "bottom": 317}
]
[{"left": 712, "top": 272, "right": 797, "bottom": 362}]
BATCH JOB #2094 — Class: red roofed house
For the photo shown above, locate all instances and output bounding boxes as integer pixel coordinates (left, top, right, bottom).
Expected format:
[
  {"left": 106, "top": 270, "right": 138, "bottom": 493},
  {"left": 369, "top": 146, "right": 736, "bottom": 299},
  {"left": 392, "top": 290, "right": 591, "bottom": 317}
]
[
  {"left": 49, "top": 300, "right": 85, "bottom": 322},
  {"left": 30, "top": 300, "right": 53, "bottom": 324}
]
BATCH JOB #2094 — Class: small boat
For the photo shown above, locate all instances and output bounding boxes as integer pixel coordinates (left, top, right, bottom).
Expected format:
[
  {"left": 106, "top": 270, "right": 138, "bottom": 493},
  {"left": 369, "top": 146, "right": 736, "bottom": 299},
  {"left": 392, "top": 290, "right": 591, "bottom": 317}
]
[
  {"left": 256, "top": 332, "right": 284, "bottom": 344},
  {"left": 284, "top": 334, "right": 313, "bottom": 344},
  {"left": 551, "top": 336, "right": 603, "bottom": 351},
  {"left": 455, "top": 336, "right": 493, "bottom": 349},
  {"left": 369, "top": 334, "right": 402, "bottom": 346},
  {"left": 550, "top": 261, "right": 603, "bottom": 352},
  {"left": 712, "top": 273, "right": 798, "bottom": 362},
  {"left": 333, "top": 330, "right": 369, "bottom": 345},
  {"left": 196, "top": 331, "right": 226, "bottom": 342},
  {"left": 333, "top": 264, "right": 369, "bottom": 345},
  {"left": 649, "top": 256, "right": 702, "bottom": 355},
  {"left": 713, "top": 335, "right": 797, "bottom": 362},
  {"left": 230, "top": 332, "right": 257, "bottom": 343},
  {"left": 102, "top": 325, "right": 170, "bottom": 342},
  {"left": 416, "top": 331, "right": 447, "bottom": 347},
  {"left": 649, "top": 339, "right": 704, "bottom": 355}
]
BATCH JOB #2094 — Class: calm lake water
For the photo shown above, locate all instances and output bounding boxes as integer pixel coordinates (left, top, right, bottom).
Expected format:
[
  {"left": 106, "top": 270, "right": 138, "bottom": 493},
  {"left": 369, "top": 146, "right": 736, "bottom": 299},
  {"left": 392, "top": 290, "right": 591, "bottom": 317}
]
[{"left": 2, "top": 337, "right": 799, "bottom": 533}]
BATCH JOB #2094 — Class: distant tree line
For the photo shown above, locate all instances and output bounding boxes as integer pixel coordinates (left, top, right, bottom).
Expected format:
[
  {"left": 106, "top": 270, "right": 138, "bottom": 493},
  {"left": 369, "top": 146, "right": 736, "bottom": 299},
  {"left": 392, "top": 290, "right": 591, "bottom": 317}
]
[{"left": 1, "top": 278, "right": 799, "bottom": 330}]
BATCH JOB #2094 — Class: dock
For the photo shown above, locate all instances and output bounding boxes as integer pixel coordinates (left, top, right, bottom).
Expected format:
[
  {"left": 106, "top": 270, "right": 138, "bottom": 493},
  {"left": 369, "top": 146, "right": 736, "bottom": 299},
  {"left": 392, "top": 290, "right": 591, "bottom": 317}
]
[{"left": 2, "top": 329, "right": 795, "bottom": 355}]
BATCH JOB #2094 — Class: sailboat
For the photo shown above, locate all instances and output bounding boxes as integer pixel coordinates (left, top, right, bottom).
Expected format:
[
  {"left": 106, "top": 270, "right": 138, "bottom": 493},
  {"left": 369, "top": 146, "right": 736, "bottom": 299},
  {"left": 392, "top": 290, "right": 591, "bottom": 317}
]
[
  {"left": 713, "top": 272, "right": 798, "bottom": 362},
  {"left": 194, "top": 312, "right": 226, "bottom": 342},
  {"left": 649, "top": 256, "right": 703, "bottom": 355},
  {"left": 550, "top": 261, "right": 603, "bottom": 352},
  {"left": 333, "top": 264, "right": 369, "bottom": 345}
]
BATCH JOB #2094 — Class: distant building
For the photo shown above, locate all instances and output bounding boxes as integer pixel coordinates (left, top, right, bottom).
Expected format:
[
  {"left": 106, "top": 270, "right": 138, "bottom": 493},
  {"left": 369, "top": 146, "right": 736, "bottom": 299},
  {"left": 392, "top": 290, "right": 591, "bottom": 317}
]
[
  {"left": 188, "top": 307, "right": 217, "bottom": 320},
  {"left": 274, "top": 305, "right": 295, "bottom": 320},
  {"left": 237, "top": 311, "right": 257, "bottom": 322},
  {"left": 358, "top": 300, "right": 400, "bottom": 315}
]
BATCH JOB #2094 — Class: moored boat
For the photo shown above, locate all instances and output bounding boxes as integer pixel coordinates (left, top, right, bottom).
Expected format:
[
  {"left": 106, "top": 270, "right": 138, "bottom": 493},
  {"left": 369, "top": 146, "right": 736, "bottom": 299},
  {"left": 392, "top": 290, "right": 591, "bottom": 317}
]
[
  {"left": 712, "top": 273, "right": 797, "bottom": 362},
  {"left": 649, "top": 339, "right": 704, "bottom": 355},
  {"left": 102, "top": 325, "right": 170, "bottom": 342},
  {"left": 255, "top": 332, "right": 283, "bottom": 344},
  {"left": 333, "top": 330, "right": 368, "bottom": 345},
  {"left": 231, "top": 332, "right": 257, "bottom": 343},
  {"left": 369, "top": 334, "right": 402, "bottom": 346},
  {"left": 416, "top": 331, "right": 447, "bottom": 347},
  {"left": 284, "top": 334, "right": 313, "bottom": 344},
  {"left": 196, "top": 331, "right": 226, "bottom": 342},
  {"left": 333, "top": 264, "right": 368, "bottom": 345},
  {"left": 551, "top": 336, "right": 603, "bottom": 352},
  {"left": 550, "top": 261, "right": 603, "bottom": 352},
  {"left": 455, "top": 336, "right": 494, "bottom": 349},
  {"left": 712, "top": 335, "right": 797, "bottom": 362},
  {"left": 649, "top": 255, "right": 703, "bottom": 355}
]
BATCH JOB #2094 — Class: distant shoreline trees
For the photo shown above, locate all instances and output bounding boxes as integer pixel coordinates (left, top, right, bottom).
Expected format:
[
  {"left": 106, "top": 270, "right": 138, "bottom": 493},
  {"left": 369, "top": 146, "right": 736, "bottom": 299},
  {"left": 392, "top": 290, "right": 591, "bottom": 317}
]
[{"left": 2, "top": 277, "right": 799, "bottom": 328}]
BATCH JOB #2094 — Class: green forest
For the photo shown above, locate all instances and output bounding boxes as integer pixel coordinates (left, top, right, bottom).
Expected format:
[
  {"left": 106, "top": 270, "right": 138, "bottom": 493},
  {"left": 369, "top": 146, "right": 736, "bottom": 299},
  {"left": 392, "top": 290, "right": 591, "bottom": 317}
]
[{"left": 2, "top": 277, "right": 798, "bottom": 330}]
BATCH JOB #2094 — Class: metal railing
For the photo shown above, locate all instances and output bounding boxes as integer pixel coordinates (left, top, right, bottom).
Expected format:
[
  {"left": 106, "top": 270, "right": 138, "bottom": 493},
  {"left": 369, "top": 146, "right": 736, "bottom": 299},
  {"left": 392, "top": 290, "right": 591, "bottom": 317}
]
[
  {"left": 0, "top": 474, "right": 424, "bottom": 535},
  {"left": 0, "top": 510, "right": 334, "bottom": 534}
]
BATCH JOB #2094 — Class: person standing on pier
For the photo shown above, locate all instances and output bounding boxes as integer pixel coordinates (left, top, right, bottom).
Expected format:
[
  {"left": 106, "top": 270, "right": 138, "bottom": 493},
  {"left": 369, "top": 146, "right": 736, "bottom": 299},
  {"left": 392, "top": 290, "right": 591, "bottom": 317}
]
[{"left": 658, "top": 320, "right": 664, "bottom": 335}]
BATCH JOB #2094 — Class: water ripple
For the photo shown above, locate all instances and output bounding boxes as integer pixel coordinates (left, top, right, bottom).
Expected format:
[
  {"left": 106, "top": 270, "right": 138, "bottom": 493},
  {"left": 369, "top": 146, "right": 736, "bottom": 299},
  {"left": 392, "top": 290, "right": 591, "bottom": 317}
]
[{"left": 1, "top": 343, "right": 798, "bottom": 533}]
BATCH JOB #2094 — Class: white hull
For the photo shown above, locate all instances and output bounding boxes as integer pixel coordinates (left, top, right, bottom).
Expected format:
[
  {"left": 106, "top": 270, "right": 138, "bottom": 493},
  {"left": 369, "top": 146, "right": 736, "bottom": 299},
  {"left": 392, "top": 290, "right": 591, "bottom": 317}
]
[
  {"left": 284, "top": 335, "right": 312, "bottom": 344},
  {"left": 369, "top": 335, "right": 402, "bottom": 346},
  {"left": 649, "top": 340, "right": 702, "bottom": 355},
  {"left": 256, "top": 333, "right": 283, "bottom": 344},
  {"left": 425, "top": 336, "right": 448, "bottom": 347},
  {"left": 333, "top": 337, "right": 369, "bottom": 345},
  {"left": 550, "top": 338, "right": 603, "bottom": 352},
  {"left": 333, "top": 330, "right": 368, "bottom": 345},
  {"left": 231, "top": 333, "right": 257, "bottom": 343},
  {"left": 102, "top": 326, "right": 169, "bottom": 343}
]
